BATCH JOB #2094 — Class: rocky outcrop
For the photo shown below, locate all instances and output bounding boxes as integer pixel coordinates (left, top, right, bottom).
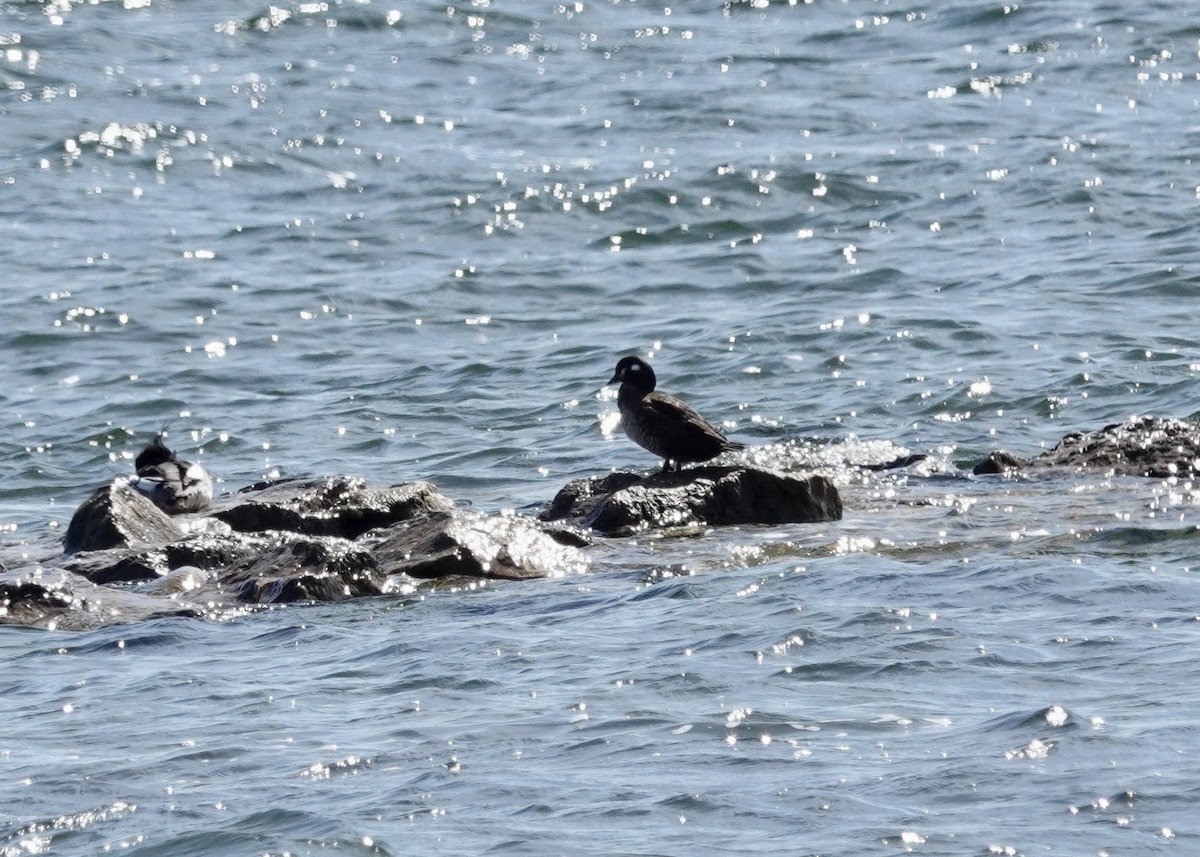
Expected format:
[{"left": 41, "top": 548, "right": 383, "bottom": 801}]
[
  {"left": 24, "top": 475, "right": 591, "bottom": 629},
  {"left": 541, "top": 465, "right": 843, "bottom": 535},
  {"left": 32, "top": 462, "right": 840, "bottom": 628},
  {"left": 975, "top": 416, "right": 1200, "bottom": 478},
  {"left": 25, "top": 411, "right": 1200, "bottom": 634}
]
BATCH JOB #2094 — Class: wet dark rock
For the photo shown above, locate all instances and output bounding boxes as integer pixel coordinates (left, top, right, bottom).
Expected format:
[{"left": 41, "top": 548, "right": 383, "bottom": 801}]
[
  {"left": 1031, "top": 416, "right": 1200, "bottom": 477},
  {"left": 973, "top": 451, "right": 1027, "bottom": 475},
  {"left": 211, "top": 537, "right": 382, "bottom": 604},
  {"left": 373, "top": 510, "right": 589, "bottom": 581},
  {"left": 163, "top": 530, "right": 279, "bottom": 570},
  {"left": 63, "top": 481, "right": 183, "bottom": 554},
  {"left": 63, "top": 548, "right": 167, "bottom": 585},
  {"left": 540, "top": 472, "right": 642, "bottom": 523},
  {"left": 0, "top": 568, "right": 200, "bottom": 630},
  {"left": 210, "top": 476, "right": 455, "bottom": 539},
  {"left": 859, "top": 453, "right": 929, "bottom": 472},
  {"left": 0, "top": 577, "right": 72, "bottom": 627},
  {"left": 537, "top": 523, "right": 593, "bottom": 549},
  {"left": 975, "top": 417, "right": 1200, "bottom": 478},
  {"left": 542, "top": 466, "right": 843, "bottom": 535},
  {"left": 63, "top": 531, "right": 281, "bottom": 586}
]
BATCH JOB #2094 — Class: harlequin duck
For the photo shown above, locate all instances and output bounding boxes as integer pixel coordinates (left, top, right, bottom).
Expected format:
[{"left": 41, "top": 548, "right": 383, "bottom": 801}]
[
  {"left": 130, "top": 431, "right": 213, "bottom": 513},
  {"left": 607, "top": 355, "right": 744, "bottom": 473}
]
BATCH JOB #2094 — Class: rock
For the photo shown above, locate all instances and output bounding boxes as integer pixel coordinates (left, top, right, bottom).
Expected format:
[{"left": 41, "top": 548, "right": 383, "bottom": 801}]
[
  {"left": 163, "top": 530, "right": 281, "bottom": 571},
  {"left": 0, "top": 576, "right": 72, "bottom": 628},
  {"left": 210, "top": 537, "right": 383, "bottom": 604},
  {"left": 56, "top": 475, "right": 464, "bottom": 606},
  {"left": 62, "top": 548, "right": 167, "bottom": 585},
  {"left": 210, "top": 476, "right": 455, "bottom": 538},
  {"left": 974, "top": 417, "right": 1200, "bottom": 478},
  {"left": 63, "top": 480, "right": 184, "bottom": 554},
  {"left": 372, "top": 510, "right": 589, "bottom": 581},
  {"left": 543, "top": 466, "right": 843, "bottom": 535},
  {"left": 973, "top": 451, "right": 1026, "bottom": 475},
  {"left": 1030, "top": 416, "right": 1200, "bottom": 477},
  {"left": 540, "top": 472, "right": 643, "bottom": 523},
  {"left": 56, "top": 525, "right": 393, "bottom": 607},
  {"left": 537, "top": 523, "right": 592, "bottom": 549},
  {"left": 860, "top": 453, "right": 929, "bottom": 472},
  {"left": 45, "top": 471, "right": 596, "bottom": 623},
  {"left": 136, "top": 566, "right": 211, "bottom": 599},
  {"left": 0, "top": 568, "right": 200, "bottom": 630},
  {"left": 63, "top": 531, "right": 282, "bottom": 586}
]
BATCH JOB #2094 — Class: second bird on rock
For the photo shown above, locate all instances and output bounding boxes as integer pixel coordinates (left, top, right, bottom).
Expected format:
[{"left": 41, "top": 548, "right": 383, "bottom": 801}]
[
  {"left": 607, "top": 355, "right": 745, "bottom": 474},
  {"left": 131, "top": 431, "right": 214, "bottom": 514}
]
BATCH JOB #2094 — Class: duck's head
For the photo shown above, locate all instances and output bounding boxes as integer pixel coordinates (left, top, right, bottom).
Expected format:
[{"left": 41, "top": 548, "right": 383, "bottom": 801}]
[
  {"left": 609, "top": 355, "right": 657, "bottom": 391},
  {"left": 135, "top": 431, "right": 175, "bottom": 472}
]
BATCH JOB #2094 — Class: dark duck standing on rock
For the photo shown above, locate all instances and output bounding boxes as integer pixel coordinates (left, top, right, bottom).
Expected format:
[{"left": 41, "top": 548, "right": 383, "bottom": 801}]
[
  {"left": 607, "top": 355, "right": 745, "bottom": 473},
  {"left": 131, "top": 431, "right": 213, "bottom": 513}
]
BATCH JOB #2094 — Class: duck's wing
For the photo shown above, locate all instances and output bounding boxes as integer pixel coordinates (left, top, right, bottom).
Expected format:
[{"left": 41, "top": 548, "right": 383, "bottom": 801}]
[{"left": 643, "top": 391, "right": 734, "bottom": 446}]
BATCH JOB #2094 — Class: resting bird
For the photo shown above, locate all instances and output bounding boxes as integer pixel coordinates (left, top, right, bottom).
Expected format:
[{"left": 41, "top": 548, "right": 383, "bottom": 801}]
[
  {"left": 130, "top": 431, "right": 213, "bottom": 513},
  {"left": 607, "top": 355, "right": 744, "bottom": 473}
]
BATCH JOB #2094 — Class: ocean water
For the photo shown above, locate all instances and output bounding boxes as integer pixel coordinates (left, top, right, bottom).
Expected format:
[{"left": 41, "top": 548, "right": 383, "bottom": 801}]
[{"left": 3, "top": 0, "right": 1200, "bottom": 854}]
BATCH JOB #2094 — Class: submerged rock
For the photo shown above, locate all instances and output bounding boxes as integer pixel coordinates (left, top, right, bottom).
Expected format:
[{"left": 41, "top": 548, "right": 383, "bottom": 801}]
[
  {"left": 859, "top": 453, "right": 928, "bottom": 472},
  {"left": 0, "top": 568, "right": 200, "bottom": 631},
  {"left": 0, "top": 575, "right": 74, "bottom": 628},
  {"left": 975, "top": 416, "right": 1200, "bottom": 478},
  {"left": 972, "top": 451, "right": 1026, "bottom": 475},
  {"left": 136, "top": 565, "right": 211, "bottom": 599},
  {"left": 542, "top": 465, "right": 843, "bottom": 535}
]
